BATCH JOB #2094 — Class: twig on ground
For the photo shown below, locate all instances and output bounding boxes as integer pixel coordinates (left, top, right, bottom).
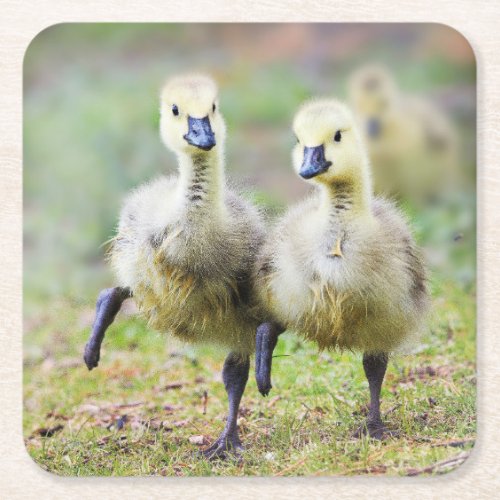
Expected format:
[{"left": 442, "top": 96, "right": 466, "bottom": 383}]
[
  {"left": 112, "top": 401, "right": 144, "bottom": 409},
  {"left": 31, "top": 424, "right": 64, "bottom": 438},
  {"left": 267, "top": 395, "right": 281, "bottom": 408},
  {"left": 430, "top": 438, "right": 475, "bottom": 448},
  {"left": 406, "top": 452, "right": 469, "bottom": 476},
  {"left": 276, "top": 457, "right": 307, "bottom": 476},
  {"left": 383, "top": 404, "right": 401, "bottom": 416}
]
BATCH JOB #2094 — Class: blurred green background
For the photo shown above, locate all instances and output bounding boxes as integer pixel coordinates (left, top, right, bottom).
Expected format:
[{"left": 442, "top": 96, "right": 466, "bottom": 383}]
[{"left": 24, "top": 22, "right": 475, "bottom": 316}]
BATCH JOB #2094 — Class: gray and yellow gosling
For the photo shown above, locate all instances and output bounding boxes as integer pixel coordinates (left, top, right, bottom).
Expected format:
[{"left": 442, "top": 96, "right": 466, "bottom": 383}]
[
  {"left": 84, "top": 74, "right": 265, "bottom": 458},
  {"left": 254, "top": 98, "right": 429, "bottom": 439}
]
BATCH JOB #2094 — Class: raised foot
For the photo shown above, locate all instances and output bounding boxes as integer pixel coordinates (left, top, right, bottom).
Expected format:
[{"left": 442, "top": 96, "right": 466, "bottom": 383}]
[
  {"left": 83, "top": 341, "right": 101, "bottom": 370},
  {"left": 255, "top": 324, "right": 275, "bottom": 397},
  {"left": 353, "top": 419, "right": 398, "bottom": 440},
  {"left": 255, "top": 363, "right": 272, "bottom": 397},
  {"left": 201, "top": 434, "right": 243, "bottom": 461}
]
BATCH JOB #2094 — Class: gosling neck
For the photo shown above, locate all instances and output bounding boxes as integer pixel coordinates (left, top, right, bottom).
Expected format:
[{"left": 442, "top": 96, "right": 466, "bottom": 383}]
[
  {"left": 176, "top": 149, "right": 226, "bottom": 216},
  {"left": 318, "top": 169, "right": 373, "bottom": 223}
]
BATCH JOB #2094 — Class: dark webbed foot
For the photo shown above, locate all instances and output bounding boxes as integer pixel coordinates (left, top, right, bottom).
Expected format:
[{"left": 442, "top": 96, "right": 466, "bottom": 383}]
[
  {"left": 353, "top": 419, "right": 397, "bottom": 440},
  {"left": 83, "top": 286, "right": 131, "bottom": 371},
  {"left": 197, "top": 352, "right": 250, "bottom": 460},
  {"left": 201, "top": 432, "right": 243, "bottom": 461},
  {"left": 255, "top": 322, "right": 283, "bottom": 396}
]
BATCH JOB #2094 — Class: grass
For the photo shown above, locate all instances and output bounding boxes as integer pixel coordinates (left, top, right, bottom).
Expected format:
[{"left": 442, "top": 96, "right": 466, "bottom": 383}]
[{"left": 23, "top": 277, "right": 475, "bottom": 477}]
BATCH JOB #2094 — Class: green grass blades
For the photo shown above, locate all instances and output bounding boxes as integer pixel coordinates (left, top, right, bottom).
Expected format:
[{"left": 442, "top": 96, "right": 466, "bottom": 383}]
[{"left": 23, "top": 277, "right": 475, "bottom": 477}]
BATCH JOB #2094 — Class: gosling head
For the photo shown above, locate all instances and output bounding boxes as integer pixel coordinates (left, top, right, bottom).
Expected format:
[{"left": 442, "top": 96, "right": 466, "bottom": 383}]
[
  {"left": 292, "top": 99, "right": 369, "bottom": 186},
  {"left": 159, "top": 73, "right": 226, "bottom": 155},
  {"left": 348, "top": 65, "right": 397, "bottom": 139}
]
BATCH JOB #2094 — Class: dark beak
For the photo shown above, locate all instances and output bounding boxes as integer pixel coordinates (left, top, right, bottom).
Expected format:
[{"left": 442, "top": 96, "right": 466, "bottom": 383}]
[
  {"left": 367, "top": 117, "right": 381, "bottom": 138},
  {"left": 299, "top": 145, "right": 332, "bottom": 179},
  {"left": 183, "top": 115, "right": 216, "bottom": 151}
]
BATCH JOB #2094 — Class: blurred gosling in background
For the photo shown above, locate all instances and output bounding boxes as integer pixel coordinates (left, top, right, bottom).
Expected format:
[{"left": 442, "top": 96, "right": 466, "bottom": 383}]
[
  {"left": 348, "top": 64, "right": 459, "bottom": 204},
  {"left": 254, "top": 99, "right": 429, "bottom": 439},
  {"left": 84, "top": 74, "right": 265, "bottom": 459}
]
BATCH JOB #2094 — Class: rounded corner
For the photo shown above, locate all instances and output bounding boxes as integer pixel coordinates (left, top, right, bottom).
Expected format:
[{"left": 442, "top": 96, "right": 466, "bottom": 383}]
[
  {"left": 22, "top": 432, "right": 68, "bottom": 478},
  {"left": 433, "top": 437, "right": 477, "bottom": 478},
  {"left": 23, "top": 22, "right": 70, "bottom": 74},
  {"left": 429, "top": 22, "right": 477, "bottom": 68}
]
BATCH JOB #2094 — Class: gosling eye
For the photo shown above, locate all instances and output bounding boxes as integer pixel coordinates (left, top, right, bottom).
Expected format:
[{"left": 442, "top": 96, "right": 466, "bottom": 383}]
[
  {"left": 334, "top": 130, "right": 342, "bottom": 142},
  {"left": 212, "top": 103, "right": 216, "bottom": 113},
  {"left": 172, "top": 104, "right": 179, "bottom": 116}
]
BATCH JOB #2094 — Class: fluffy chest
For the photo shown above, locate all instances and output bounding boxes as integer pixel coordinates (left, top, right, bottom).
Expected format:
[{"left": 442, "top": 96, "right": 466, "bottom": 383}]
[
  {"left": 142, "top": 219, "right": 250, "bottom": 294},
  {"left": 135, "top": 246, "right": 254, "bottom": 329},
  {"left": 269, "top": 220, "right": 382, "bottom": 323},
  {"left": 136, "top": 258, "right": 242, "bottom": 318},
  {"left": 286, "top": 224, "right": 361, "bottom": 284}
]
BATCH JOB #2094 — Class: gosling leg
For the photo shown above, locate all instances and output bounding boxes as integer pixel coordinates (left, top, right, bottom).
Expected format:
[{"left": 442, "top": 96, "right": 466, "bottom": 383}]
[
  {"left": 202, "top": 352, "right": 249, "bottom": 460},
  {"left": 357, "top": 352, "right": 390, "bottom": 439},
  {"left": 255, "top": 322, "right": 284, "bottom": 396},
  {"left": 83, "top": 286, "right": 132, "bottom": 370}
]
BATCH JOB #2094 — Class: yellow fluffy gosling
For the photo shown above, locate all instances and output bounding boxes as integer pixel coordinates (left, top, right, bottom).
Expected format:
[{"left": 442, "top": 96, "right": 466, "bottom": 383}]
[
  {"left": 84, "top": 74, "right": 265, "bottom": 458},
  {"left": 254, "top": 99, "right": 429, "bottom": 438},
  {"left": 348, "top": 64, "right": 458, "bottom": 202}
]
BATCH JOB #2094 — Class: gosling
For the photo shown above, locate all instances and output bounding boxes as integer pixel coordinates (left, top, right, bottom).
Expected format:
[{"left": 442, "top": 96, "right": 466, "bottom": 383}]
[
  {"left": 254, "top": 99, "right": 429, "bottom": 439},
  {"left": 348, "top": 64, "right": 458, "bottom": 203},
  {"left": 84, "top": 74, "right": 265, "bottom": 458}
]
